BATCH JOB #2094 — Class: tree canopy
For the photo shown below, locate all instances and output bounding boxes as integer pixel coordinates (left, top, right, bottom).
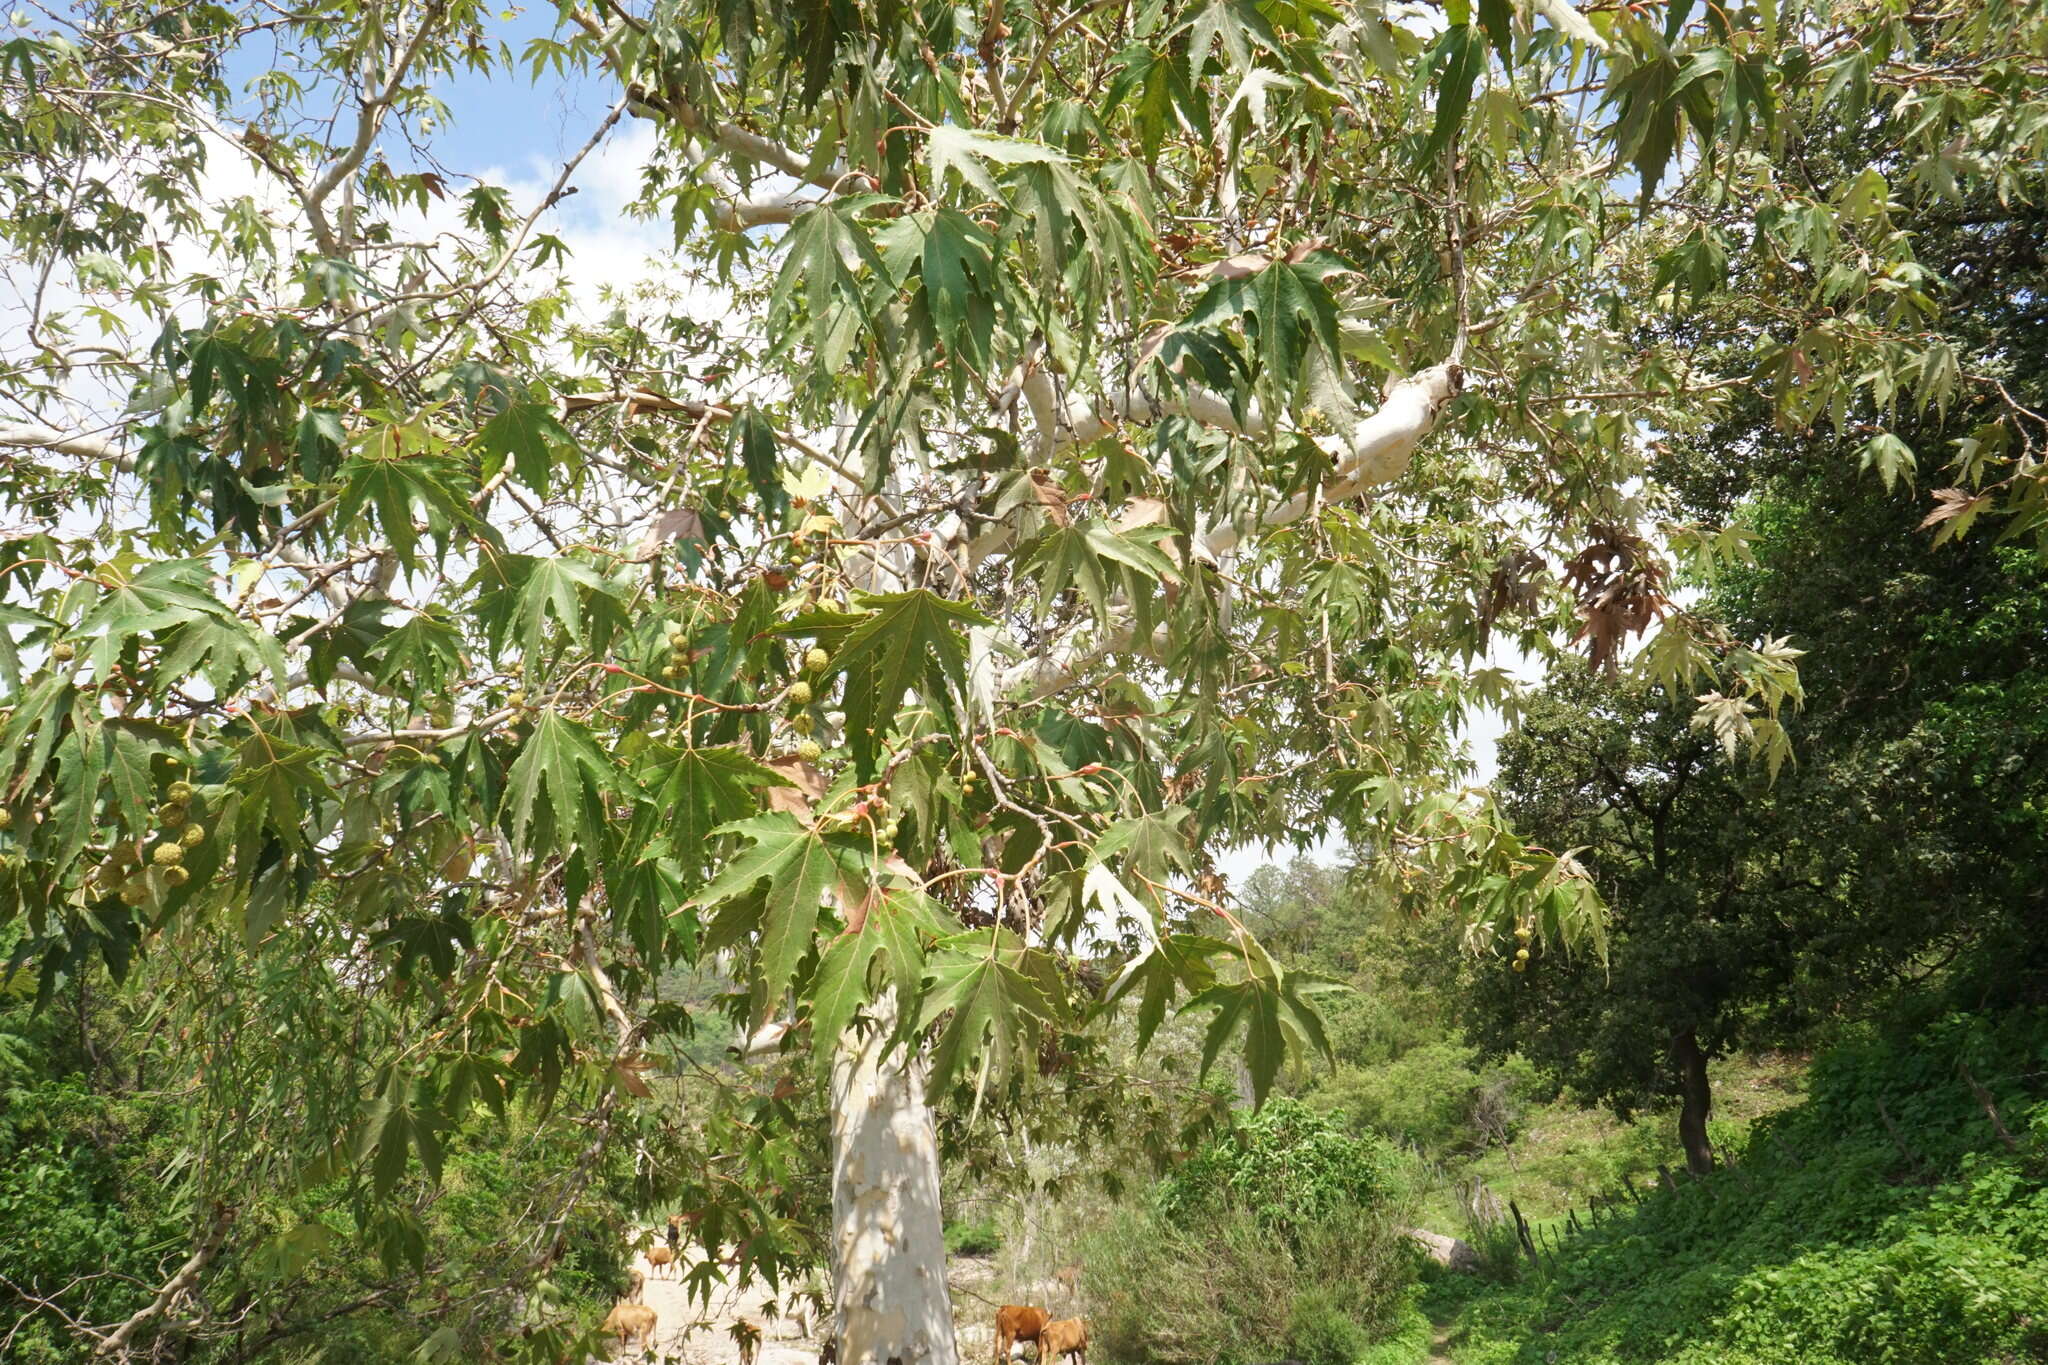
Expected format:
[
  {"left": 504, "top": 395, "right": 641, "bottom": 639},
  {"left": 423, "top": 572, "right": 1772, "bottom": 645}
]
[{"left": 1, "top": 0, "right": 2044, "bottom": 1356}]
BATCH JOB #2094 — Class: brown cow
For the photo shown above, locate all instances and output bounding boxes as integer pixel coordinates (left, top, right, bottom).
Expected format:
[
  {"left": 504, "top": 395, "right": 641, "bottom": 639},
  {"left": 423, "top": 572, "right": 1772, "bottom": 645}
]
[
  {"left": 627, "top": 1267, "right": 646, "bottom": 1304},
  {"left": 994, "top": 1306, "right": 1050, "bottom": 1365},
  {"left": 1040, "top": 1319, "right": 1087, "bottom": 1365},
  {"left": 1052, "top": 1265, "right": 1082, "bottom": 1301},
  {"left": 602, "top": 1300, "right": 659, "bottom": 1352},
  {"left": 646, "top": 1244, "right": 677, "bottom": 1278}
]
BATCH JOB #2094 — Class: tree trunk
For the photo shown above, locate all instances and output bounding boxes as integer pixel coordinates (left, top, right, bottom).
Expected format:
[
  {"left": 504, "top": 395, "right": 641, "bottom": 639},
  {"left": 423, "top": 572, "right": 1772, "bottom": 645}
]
[
  {"left": 1673, "top": 1029, "right": 1715, "bottom": 1177},
  {"left": 830, "top": 991, "right": 958, "bottom": 1365}
]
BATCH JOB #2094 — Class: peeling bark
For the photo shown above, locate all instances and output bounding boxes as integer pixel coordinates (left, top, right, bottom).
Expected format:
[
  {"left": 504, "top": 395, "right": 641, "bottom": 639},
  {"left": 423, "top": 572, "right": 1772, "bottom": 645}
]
[{"left": 830, "top": 993, "right": 957, "bottom": 1365}]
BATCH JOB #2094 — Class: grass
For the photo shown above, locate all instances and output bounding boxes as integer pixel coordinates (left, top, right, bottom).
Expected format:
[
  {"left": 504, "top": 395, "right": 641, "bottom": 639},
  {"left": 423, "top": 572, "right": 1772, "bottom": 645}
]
[{"left": 1411, "top": 1052, "right": 1811, "bottom": 1235}]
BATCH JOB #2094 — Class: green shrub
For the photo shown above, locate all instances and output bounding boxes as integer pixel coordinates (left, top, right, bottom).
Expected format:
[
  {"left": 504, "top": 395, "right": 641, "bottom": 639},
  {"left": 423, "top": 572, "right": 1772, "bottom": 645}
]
[
  {"left": 1083, "top": 1103, "right": 1416, "bottom": 1365},
  {"left": 1157, "top": 1098, "right": 1394, "bottom": 1234},
  {"left": 1287, "top": 1281, "right": 1374, "bottom": 1365},
  {"left": 1081, "top": 1202, "right": 1415, "bottom": 1365},
  {"left": 945, "top": 1212, "right": 1003, "bottom": 1256}
]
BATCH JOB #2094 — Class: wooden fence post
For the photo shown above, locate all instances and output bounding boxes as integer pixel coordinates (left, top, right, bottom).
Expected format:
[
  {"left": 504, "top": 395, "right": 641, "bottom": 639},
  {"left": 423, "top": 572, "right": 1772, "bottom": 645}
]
[{"left": 1508, "top": 1200, "right": 1539, "bottom": 1264}]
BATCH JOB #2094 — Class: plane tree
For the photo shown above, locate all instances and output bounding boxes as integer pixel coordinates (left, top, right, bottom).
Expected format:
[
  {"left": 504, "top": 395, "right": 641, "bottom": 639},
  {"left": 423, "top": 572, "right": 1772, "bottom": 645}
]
[{"left": 0, "top": 0, "right": 2039, "bottom": 1358}]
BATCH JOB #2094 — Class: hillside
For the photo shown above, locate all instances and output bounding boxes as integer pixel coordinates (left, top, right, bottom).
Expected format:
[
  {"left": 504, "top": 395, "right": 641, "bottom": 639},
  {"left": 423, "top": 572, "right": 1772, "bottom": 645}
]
[{"left": 1424, "top": 1010, "right": 2048, "bottom": 1365}]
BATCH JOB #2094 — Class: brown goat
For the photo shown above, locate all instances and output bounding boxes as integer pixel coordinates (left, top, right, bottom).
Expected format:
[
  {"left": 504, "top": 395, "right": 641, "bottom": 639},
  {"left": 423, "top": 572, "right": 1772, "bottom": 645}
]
[
  {"left": 1039, "top": 1319, "right": 1087, "bottom": 1365},
  {"left": 602, "top": 1300, "right": 659, "bottom": 1352},
  {"left": 646, "top": 1244, "right": 677, "bottom": 1278},
  {"left": 994, "top": 1306, "right": 1050, "bottom": 1365}
]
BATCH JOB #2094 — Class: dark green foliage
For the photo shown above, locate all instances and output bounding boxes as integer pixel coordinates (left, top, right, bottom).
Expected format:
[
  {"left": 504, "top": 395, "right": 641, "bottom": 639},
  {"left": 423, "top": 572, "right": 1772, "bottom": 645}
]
[
  {"left": 1471, "top": 421, "right": 2048, "bottom": 1169},
  {"left": 1433, "top": 1010, "right": 2048, "bottom": 1365}
]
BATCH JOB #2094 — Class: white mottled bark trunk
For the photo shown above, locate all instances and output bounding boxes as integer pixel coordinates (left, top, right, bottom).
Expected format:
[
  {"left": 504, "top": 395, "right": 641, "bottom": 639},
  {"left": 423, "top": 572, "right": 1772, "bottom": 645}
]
[{"left": 830, "top": 991, "right": 957, "bottom": 1365}]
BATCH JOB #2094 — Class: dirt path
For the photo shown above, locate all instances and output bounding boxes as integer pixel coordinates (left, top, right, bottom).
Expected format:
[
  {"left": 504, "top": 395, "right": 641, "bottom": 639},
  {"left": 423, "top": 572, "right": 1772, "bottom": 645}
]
[
  {"left": 605, "top": 1243, "right": 1011, "bottom": 1365},
  {"left": 617, "top": 1244, "right": 822, "bottom": 1365}
]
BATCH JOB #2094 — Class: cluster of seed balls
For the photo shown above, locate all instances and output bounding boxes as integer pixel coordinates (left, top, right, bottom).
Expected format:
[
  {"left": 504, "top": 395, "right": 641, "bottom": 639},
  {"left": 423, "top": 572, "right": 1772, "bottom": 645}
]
[
  {"left": 86, "top": 782, "right": 207, "bottom": 905},
  {"left": 789, "top": 646, "right": 829, "bottom": 763},
  {"left": 1512, "top": 919, "right": 1534, "bottom": 971}
]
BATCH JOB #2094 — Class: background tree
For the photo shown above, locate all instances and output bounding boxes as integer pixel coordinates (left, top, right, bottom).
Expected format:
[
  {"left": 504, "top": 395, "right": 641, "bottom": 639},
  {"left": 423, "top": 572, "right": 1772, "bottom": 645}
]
[
  {"left": 1468, "top": 181, "right": 2048, "bottom": 1172},
  {"left": 0, "top": 0, "right": 2040, "bottom": 1359}
]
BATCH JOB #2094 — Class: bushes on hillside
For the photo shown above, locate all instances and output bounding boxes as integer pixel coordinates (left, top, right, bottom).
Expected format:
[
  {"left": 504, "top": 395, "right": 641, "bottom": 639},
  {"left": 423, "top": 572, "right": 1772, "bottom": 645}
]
[
  {"left": 1081, "top": 1100, "right": 1416, "bottom": 1365},
  {"left": 1435, "top": 1009, "right": 2048, "bottom": 1365}
]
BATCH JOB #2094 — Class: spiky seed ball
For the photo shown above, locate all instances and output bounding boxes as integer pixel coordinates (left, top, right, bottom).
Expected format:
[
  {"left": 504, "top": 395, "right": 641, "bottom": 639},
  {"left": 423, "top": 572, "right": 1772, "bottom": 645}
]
[
  {"left": 790, "top": 713, "right": 815, "bottom": 735},
  {"left": 166, "top": 781, "right": 195, "bottom": 803},
  {"left": 51, "top": 641, "right": 74, "bottom": 662},
  {"left": 153, "top": 841, "right": 184, "bottom": 867},
  {"left": 0, "top": 809, "right": 12, "bottom": 830},
  {"left": 158, "top": 803, "right": 187, "bottom": 828},
  {"left": 164, "top": 866, "right": 190, "bottom": 887},
  {"left": 506, "top": 690, "right": 526, "bottom": 708},
  {"left": 181, "top": 824, "right": 206, "bottom": 848},
  {"left": 1515, "top": 947, "right": 1531, "bottom": 961},
  {"left": 804, "top": 647, "right": 829, "bottom": 673},
  {"left": 1512, "top": 959, "right": 1528, "bottom": 973},
  {"left": 787, "top": 680, "right": 813, "bottom": 706},
  {"left": 796, "top": 739, "right": 823, "bottom": 763}
]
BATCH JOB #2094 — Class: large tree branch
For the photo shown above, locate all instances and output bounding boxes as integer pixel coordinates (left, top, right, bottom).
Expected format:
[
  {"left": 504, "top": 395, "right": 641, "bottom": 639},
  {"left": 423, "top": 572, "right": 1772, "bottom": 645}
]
[
  {"left": 995, "top": 364, "right": 1465, "bottom": 697},
  {"left": 0, "top": 420, "right": 126, "bottom": 463},
  {"left": 92, "top": 1208, "right": 229, "bottom": 1358},
  {"left": 302, "top": 0, "right": 448, "bottom": 251}
]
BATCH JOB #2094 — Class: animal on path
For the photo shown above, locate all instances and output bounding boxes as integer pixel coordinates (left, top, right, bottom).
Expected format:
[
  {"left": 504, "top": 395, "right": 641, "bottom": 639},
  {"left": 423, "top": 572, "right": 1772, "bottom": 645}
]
[
  {"left": 667, "top": 1213, "right": 683, "bottom": 1254},
  {"left": 627, "top": 1267, "right": 646, "bottom": 1304},
  {"left": 1052, "top": 1265, "right": 1082, "bottom": 1301},
  {"left": 646, "top": 1244, "right": 677, "bottom": 1278},
  {"left": 602, "top": 1300, "right": 659, "bottom": 1353},
  {"left": 733, "top": 1315, "right": 763, "bottom": 1365},
  {"left": 1039, "top": 1318, "right": 1087, "bottom": 1365},
  {"left": 994, "top": 1305, "right": 1050, "bottom": 1365}
]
